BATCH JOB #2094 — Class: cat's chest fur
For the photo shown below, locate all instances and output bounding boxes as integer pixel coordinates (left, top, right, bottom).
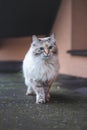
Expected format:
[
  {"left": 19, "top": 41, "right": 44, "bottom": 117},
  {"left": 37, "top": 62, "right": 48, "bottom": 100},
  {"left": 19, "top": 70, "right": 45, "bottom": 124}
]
[{"left": 23, "top": 52, "right": 59, "bottom": 82}]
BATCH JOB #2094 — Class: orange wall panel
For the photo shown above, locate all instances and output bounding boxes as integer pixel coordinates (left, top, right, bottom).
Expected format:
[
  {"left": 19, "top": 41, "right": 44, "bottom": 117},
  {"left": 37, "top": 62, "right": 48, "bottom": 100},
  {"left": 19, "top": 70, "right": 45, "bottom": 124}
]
[
  {"left": 53, "top": 0, "right": 87, "bottom": 78},
  {"left": 0, "top": 37, "right": 31, "bottom": 61}
]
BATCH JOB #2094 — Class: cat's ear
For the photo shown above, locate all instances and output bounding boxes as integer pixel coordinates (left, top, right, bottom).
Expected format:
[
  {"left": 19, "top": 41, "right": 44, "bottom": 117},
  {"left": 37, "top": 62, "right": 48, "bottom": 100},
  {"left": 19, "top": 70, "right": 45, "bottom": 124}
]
[
  {"left": 50, "top": 33, "right": 56, "bottom": 43},
  {"left": 32, "top": 35, "right": 39, "bottom": 42}
]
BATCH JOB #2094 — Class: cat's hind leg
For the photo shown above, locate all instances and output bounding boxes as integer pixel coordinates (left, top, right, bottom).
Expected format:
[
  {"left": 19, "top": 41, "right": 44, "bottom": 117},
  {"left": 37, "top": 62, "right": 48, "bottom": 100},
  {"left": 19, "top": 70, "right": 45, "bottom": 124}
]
[
  {"left": 25, "top": 79, "right": 35, "bottom": 95},
  {"left": 26, "top": 86, "right": 35, "bottom": 95}
]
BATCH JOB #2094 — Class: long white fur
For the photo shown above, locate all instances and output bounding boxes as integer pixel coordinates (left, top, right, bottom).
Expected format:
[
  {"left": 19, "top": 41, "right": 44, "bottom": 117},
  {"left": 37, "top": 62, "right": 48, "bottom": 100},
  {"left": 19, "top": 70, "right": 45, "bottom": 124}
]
[
  {"left": 23, "top": 35, "right": 59, "bottom": 103},
  {"left": 23, "top": 50, "right": 59, "bottom": 81}
]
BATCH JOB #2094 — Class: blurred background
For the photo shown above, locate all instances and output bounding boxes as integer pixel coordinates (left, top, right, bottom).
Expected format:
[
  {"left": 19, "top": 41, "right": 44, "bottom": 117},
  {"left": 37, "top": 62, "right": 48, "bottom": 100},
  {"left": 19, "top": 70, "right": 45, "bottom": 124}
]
[{"left": 0, "top": 0, "right": 87, "bottom": 79}]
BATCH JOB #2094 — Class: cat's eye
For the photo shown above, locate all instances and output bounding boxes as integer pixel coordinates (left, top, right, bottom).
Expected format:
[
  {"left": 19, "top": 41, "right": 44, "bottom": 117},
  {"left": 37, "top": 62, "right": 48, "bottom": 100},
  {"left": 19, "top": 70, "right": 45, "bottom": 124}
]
[
  {"left": 49, "top": 46, "right": 53, "bottom": 49},
  {"left": 40, "top": 47, "right": 44, "bottom": 50},
  {"left": 32, "top": 43, "right": 36, "bottom": 46}
]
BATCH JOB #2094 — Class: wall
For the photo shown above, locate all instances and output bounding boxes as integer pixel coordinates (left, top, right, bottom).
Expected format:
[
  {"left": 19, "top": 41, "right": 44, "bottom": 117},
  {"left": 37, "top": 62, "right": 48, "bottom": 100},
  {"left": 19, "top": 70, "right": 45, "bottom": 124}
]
[
  {"left": 0, "top": 0, "right": 87, "bottom": 78},
  {"left": 53, "top": 0, "right": 87, "bottom": 78},
  {"left": 0, "top": 37, "right": 31, "bottom": 61},
  {"left": 72, "top": 0, "right": 87, "bottom": 49}
]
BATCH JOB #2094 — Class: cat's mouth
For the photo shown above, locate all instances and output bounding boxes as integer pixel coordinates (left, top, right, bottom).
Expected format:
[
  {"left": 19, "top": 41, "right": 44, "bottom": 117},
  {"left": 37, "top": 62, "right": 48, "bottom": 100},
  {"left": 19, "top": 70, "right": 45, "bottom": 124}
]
[
  {"left": 43, "top": 55, "right": 49, "bottom": 58},
  {"left": 42, "top": 54, "right": 51, "bottom": 60},
  {"left": 43, "top": 52, "right": 50, "bottom": 57}
]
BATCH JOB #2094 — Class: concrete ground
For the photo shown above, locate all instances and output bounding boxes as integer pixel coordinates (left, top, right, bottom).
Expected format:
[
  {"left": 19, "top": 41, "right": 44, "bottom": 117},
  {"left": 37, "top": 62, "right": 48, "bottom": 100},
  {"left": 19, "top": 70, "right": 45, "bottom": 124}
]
[{"left": 0, "top": 73, "right": 87, "bottom": 130}]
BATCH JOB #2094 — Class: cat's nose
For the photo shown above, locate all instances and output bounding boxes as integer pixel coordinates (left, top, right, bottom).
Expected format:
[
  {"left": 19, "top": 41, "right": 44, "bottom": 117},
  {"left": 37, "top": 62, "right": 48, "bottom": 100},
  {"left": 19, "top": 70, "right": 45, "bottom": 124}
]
[
  {"left": 44, "top": 53, "right": 49, "bottom": 57},
  {"left": 44, "top": 48, "right": 49, "bottom": 54}
]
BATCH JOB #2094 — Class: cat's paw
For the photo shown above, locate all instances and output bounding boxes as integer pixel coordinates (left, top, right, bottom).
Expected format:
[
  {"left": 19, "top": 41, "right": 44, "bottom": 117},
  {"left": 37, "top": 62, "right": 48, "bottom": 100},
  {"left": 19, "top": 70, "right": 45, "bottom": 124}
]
[
  {"left": 36, "top": 95, "right": 45, "bottom": 104},
  {"left": 36, "top": 98, "right": 45, "bottom": 104},
  {"left": 26, "top": 91, "right": 35, "bottom": 96},
  {"left": 26, "top": 88, "right": 35, "bottom": 96}
]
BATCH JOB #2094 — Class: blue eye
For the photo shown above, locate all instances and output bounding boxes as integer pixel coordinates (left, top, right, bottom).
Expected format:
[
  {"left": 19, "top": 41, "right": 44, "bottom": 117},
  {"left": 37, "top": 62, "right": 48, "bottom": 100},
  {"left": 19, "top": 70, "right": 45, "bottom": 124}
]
[
  {"left": 40, "top": 47, "right": 44, "bottom": 50},
  {"left": 49, "top": 46, "right": 53, "bottom": 49}
]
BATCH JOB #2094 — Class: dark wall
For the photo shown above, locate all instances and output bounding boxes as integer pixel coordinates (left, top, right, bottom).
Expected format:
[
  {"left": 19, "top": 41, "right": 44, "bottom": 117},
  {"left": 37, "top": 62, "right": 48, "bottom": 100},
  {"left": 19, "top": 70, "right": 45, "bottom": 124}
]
[{"left": 0, "top": 0, "right": 61, "bottom": 38}]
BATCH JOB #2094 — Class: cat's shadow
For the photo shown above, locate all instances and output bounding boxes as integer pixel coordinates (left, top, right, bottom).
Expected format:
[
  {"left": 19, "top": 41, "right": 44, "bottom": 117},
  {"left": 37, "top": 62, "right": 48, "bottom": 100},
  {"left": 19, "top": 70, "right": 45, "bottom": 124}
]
[{"left": 49, "top": 93, "right": 82, "bottom": 104}]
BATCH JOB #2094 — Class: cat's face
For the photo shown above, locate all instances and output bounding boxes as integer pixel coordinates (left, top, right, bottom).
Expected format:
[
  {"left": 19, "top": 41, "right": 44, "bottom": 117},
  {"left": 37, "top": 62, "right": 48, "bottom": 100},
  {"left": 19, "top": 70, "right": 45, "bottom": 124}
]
[{"left": 31, "top": 34, "right": 57, "bottom": 60}]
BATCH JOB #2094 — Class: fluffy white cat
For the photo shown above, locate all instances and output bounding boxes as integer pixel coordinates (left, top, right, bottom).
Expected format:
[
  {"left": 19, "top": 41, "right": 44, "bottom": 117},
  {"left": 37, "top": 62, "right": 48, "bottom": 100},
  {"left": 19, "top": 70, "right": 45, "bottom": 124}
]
[{"left": 23, "top": 34, "right": 59, "bottom": 104}]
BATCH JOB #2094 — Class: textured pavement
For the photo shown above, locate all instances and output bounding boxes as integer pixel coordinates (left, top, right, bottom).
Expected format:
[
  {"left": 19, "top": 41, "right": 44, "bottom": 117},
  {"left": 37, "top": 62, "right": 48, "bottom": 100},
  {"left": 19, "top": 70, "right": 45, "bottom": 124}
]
[{"left": 0, "top": 73, "right": 87, "bottom": 130}]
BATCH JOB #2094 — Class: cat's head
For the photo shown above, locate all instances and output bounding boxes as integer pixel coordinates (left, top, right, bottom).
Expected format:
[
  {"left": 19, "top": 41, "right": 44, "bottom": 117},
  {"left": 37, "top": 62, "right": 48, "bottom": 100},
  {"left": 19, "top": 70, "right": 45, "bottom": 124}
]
[{"left": 30, "top": 33, "right": 58, "bottom": 60}]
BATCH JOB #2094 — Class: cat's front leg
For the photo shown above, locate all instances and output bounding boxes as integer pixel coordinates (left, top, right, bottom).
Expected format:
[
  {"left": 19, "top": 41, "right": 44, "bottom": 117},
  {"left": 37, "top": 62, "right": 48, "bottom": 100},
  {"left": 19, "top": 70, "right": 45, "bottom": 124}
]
[
  {"left": 45, "top": 92, "right": 51, "bottom": 102},
  {"left": 43, "top": 81, "right": 52, "bottom": 102},
  {"left": 44, "top": 79, "right": 55, "bottom": 102},
  {"left": 34, "top": 87, "right": 45, "bottom": 104}
]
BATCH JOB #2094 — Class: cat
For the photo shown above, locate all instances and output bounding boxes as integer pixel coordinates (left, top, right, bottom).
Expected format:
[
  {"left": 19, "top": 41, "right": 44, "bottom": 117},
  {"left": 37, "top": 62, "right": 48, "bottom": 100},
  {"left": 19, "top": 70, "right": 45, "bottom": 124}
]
[{"left": 23, "top": 33, "right": 59, "bottom": 104}]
